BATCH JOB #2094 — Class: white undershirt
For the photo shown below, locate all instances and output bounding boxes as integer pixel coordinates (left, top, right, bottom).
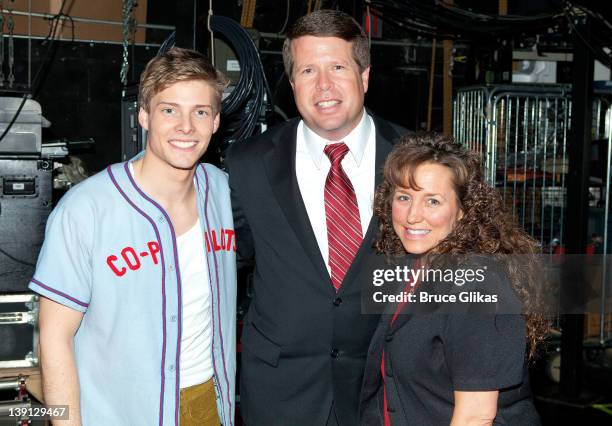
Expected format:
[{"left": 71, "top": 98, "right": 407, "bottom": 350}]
[
  {"left": 177, "top": 219, "right": 213, "bottom": 388},
  {"left": 295, "top": 109, "right": 376, "bottom": 274},
  {"left": 127, "top": 162, "right": 213, "bottom": 388}
]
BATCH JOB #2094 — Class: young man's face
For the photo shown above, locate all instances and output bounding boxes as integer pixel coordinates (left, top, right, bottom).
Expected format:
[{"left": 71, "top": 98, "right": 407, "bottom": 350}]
[
  {"left": 138, "top": 79, "right": 220, "bottom": 172},
  {"left": 289, "top": 35, "right": 370, "bottom": 141}
]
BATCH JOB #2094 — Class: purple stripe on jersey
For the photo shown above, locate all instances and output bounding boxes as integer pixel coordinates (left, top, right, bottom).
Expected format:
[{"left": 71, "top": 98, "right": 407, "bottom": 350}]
[
  {"left": 199, "top": 163, "right": 233, "bottom": 426},
  {"left": 195, "top": 169, "right": 224, "bottom": 424},
  {"left": 30, "top": 278, "right": 89, "bottom": 308},
  {"left": 107, "top": 165, "right": 169, "bottom": 426},
  {"left": 122, "top": 162, "right": 183, "bottom": 426}
]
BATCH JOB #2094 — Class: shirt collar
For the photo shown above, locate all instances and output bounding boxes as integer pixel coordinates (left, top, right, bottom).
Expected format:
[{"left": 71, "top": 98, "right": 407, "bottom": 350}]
[{"left": 301, "top": 109, "right": 371, "bottom": 169}]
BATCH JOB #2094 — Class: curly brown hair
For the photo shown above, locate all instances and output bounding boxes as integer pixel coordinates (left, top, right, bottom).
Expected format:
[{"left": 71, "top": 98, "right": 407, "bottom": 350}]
[{"left": 373, "top": 132, "right": 549, "bottom": 361}]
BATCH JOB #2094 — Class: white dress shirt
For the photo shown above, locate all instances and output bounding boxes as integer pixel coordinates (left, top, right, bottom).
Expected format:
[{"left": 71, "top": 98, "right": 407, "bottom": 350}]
[{"left": 295, "top": 109, "right": 376, "bottom": 274}]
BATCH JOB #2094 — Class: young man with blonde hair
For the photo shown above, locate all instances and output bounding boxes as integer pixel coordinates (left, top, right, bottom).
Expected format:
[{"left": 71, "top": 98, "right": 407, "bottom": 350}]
[{"left": 30, "top": 47, "right": 236, "bottom": 426}]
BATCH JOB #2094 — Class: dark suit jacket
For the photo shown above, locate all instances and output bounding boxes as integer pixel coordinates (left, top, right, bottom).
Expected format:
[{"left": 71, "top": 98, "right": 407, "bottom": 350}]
[
  {"left": 225, "top": 115, "right": 406, "bottom": 426},
  {"left": 359, "top": 263, "right": 540, "bottom": 426}
]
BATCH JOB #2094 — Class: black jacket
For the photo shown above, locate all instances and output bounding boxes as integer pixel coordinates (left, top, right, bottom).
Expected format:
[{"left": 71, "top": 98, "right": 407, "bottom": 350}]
[
  {"left": 225, "top": 115, "right": 407, "bottom": 426},
  {"left": 359, "top": 259, "right": 541, "bottom": 426}
]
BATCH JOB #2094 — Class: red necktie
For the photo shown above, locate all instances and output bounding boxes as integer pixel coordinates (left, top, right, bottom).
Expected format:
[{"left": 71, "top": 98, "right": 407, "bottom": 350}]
[{"left": 324, "top": 142, "right": 363, "bottom": 291}]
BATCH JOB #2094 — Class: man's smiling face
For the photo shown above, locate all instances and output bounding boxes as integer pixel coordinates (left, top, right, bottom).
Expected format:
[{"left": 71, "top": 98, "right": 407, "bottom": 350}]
[
  {"left": 289, "top": 35, "right": 370, "bottom": 141},
  {"left": 138, "top": 79, "right": 220, "bottom": 172}
]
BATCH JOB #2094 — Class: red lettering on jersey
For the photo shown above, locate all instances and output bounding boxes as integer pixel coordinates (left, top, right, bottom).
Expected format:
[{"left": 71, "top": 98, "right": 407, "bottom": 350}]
[
  {"left": 107, "top": 255, "right": 127, "bottom": 277},
  {"left": 204, "top": 232, "right": 211, "bottom": 253},
  {"left": 221, "top": 228, "right": 227, "bottom": 249},
  {"left": 203, "top": 229, "right": 236, "bottom": 252},
  {"left": 211, "top": 230, "right": 223, "bottom": 251},
  {"left": 121, "top": 247, "right": 141, "bottom": 271},
  {"left": 225, "top": 229, "right": 236, "bottom": 252},
  {"left": 147, "top": 241, "right": 160, "bottom": 265},
  {"left": 106, "top": 241, "right": 162, "bottom": 278}
]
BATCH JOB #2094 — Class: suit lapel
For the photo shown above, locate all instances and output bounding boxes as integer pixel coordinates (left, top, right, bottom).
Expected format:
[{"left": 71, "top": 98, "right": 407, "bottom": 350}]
[
  {"left": 262, "top": 120, "right": 331, "bottom": 285},
  {"left": 261, "top": 116, "right": 403, "bottom": 293}
]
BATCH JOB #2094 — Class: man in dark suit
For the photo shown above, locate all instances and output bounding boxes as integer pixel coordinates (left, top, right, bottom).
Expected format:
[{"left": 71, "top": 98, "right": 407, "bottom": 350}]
[{"left": 225, "top": 9, "right": 406, "bottom": 426}]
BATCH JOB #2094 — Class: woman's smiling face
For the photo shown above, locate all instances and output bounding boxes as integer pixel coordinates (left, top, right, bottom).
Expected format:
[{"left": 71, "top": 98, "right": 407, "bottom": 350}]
[{"left": 391, "top": 162, "right": 464, "bottom": 254}]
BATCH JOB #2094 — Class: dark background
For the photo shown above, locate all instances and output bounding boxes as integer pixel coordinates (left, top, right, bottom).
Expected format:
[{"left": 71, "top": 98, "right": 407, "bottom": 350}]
[
  {"left": 3, "top": 2, "right": 612, "bottom": 424},
  {"left": 14, "top": 0, "right": 608, "bottom": 174}
]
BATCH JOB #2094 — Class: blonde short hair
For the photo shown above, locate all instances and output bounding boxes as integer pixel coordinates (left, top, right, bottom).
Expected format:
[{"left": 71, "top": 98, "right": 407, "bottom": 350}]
[{"left": 138, "top": 47, "right": 229, "bottom": 113}]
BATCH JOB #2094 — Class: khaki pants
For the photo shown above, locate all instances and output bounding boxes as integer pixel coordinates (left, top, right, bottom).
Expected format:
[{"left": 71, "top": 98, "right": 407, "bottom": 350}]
[{"left": 179, "top": 379, "right": 221, "bottom": 426}]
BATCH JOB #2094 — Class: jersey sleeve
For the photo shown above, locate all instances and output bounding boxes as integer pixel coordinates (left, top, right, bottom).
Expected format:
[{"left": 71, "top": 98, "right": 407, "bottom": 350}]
[
  {"left": 444, "top": 313, "right": 526, "bottom": 391},
  {"left": 29, "top": 201, "right": 93, "bottom": 313}
]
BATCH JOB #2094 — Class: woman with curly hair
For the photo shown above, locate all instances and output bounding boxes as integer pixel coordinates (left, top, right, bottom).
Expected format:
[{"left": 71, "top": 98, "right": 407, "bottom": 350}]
[{"left": 359, "top": 133, "right": 548, "bottom": 425}]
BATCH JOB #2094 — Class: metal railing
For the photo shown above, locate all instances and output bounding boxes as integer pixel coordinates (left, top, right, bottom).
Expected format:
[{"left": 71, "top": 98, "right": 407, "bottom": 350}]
[
  {"left": 453, "top": 84, "right": 612, "bottom": 345},
  {"left": 599, "top": 105, "right": 612, "bottom": 344},
  {"left": 454, "top": 85, "right": 572, "bottom": 253}
]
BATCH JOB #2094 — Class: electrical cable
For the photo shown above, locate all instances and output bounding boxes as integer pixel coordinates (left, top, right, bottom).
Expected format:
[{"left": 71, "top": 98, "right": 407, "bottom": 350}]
[
  {"left": 208, "top": 0, "right": 214, "bottom": 66},
  {"left": 563, "top": 2, "right": 612, "bottom": 68},
  {"left": 31, "top": 0, "right": 72, "bottom": 96},
  {"left": 277, "top": 0, "right": 290, "bottom": 34},
  {"left": 209, "top": 15, "right": 273, "bottom": 152},
  {"left": 157, "top": 30, "right": 175, "bottom": 56},
  {"left": 0, "top": 247, "right": 36, "bottom": 267},
  {"left": 368, "top": 0, "right": 564, "bottom": 38},
  {"left": 155, "top": 16, "right": 273, "bottom": 155}
]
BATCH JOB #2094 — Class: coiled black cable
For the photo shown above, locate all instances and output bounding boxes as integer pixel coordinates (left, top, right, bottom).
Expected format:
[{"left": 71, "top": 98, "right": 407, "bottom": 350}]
[
  {"left": 156, "top": 16, "right": 273, "bottom": 154},
  {"left": 210, "top": 15, "right": 273, "bottom": 152}
]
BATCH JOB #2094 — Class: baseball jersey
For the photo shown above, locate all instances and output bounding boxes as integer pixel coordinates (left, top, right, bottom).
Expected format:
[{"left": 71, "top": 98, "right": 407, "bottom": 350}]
[{"left": 29, "top": 158, "right": 237, "bottom": 426}]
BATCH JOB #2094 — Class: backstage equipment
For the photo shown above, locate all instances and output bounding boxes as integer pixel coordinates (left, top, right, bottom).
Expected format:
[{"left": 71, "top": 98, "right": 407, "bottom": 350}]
[
  {"left": 0, "top": 294, "right": 38, "bottom": 369},
  {"left": 0, "top": 7, "right": 14, "bottom": 88},
  {"left": 153, "top": 16, "right": 273, "bottom": 160},
  {"left": 209, "top": 16, "right": 272, "bottom": 154},
  {"left": 52, "top": 155, "right": 88, "bottom": 189},
  {"left": 0, "top": 96, "right": 64, "bottom": 293},
  {"left": 43, "top": 138, "right": 94, "bottom": 190},
  {"left": 0, "top": 158, "right": 52, "bottom": 292},
  {"left": 590, "top": 90, "right": 612, "bottom": 348},
  {"left": 120, "top": 0, "right": 138, "bottom": 86},
  {"left": 0, "top": 97, "right": 44, "bottom": 155},
  {"left": 121, "top": 84, "right": 146, "bottom": 161},
  {"left": 0, "top": 5, "right": 21, "bottom": 91},
  {"left": 453, "top": 84, "right": 612, "bottom": 347},
  {"left": 0, "top": 374, "right": 46, "bottom": 425}
]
